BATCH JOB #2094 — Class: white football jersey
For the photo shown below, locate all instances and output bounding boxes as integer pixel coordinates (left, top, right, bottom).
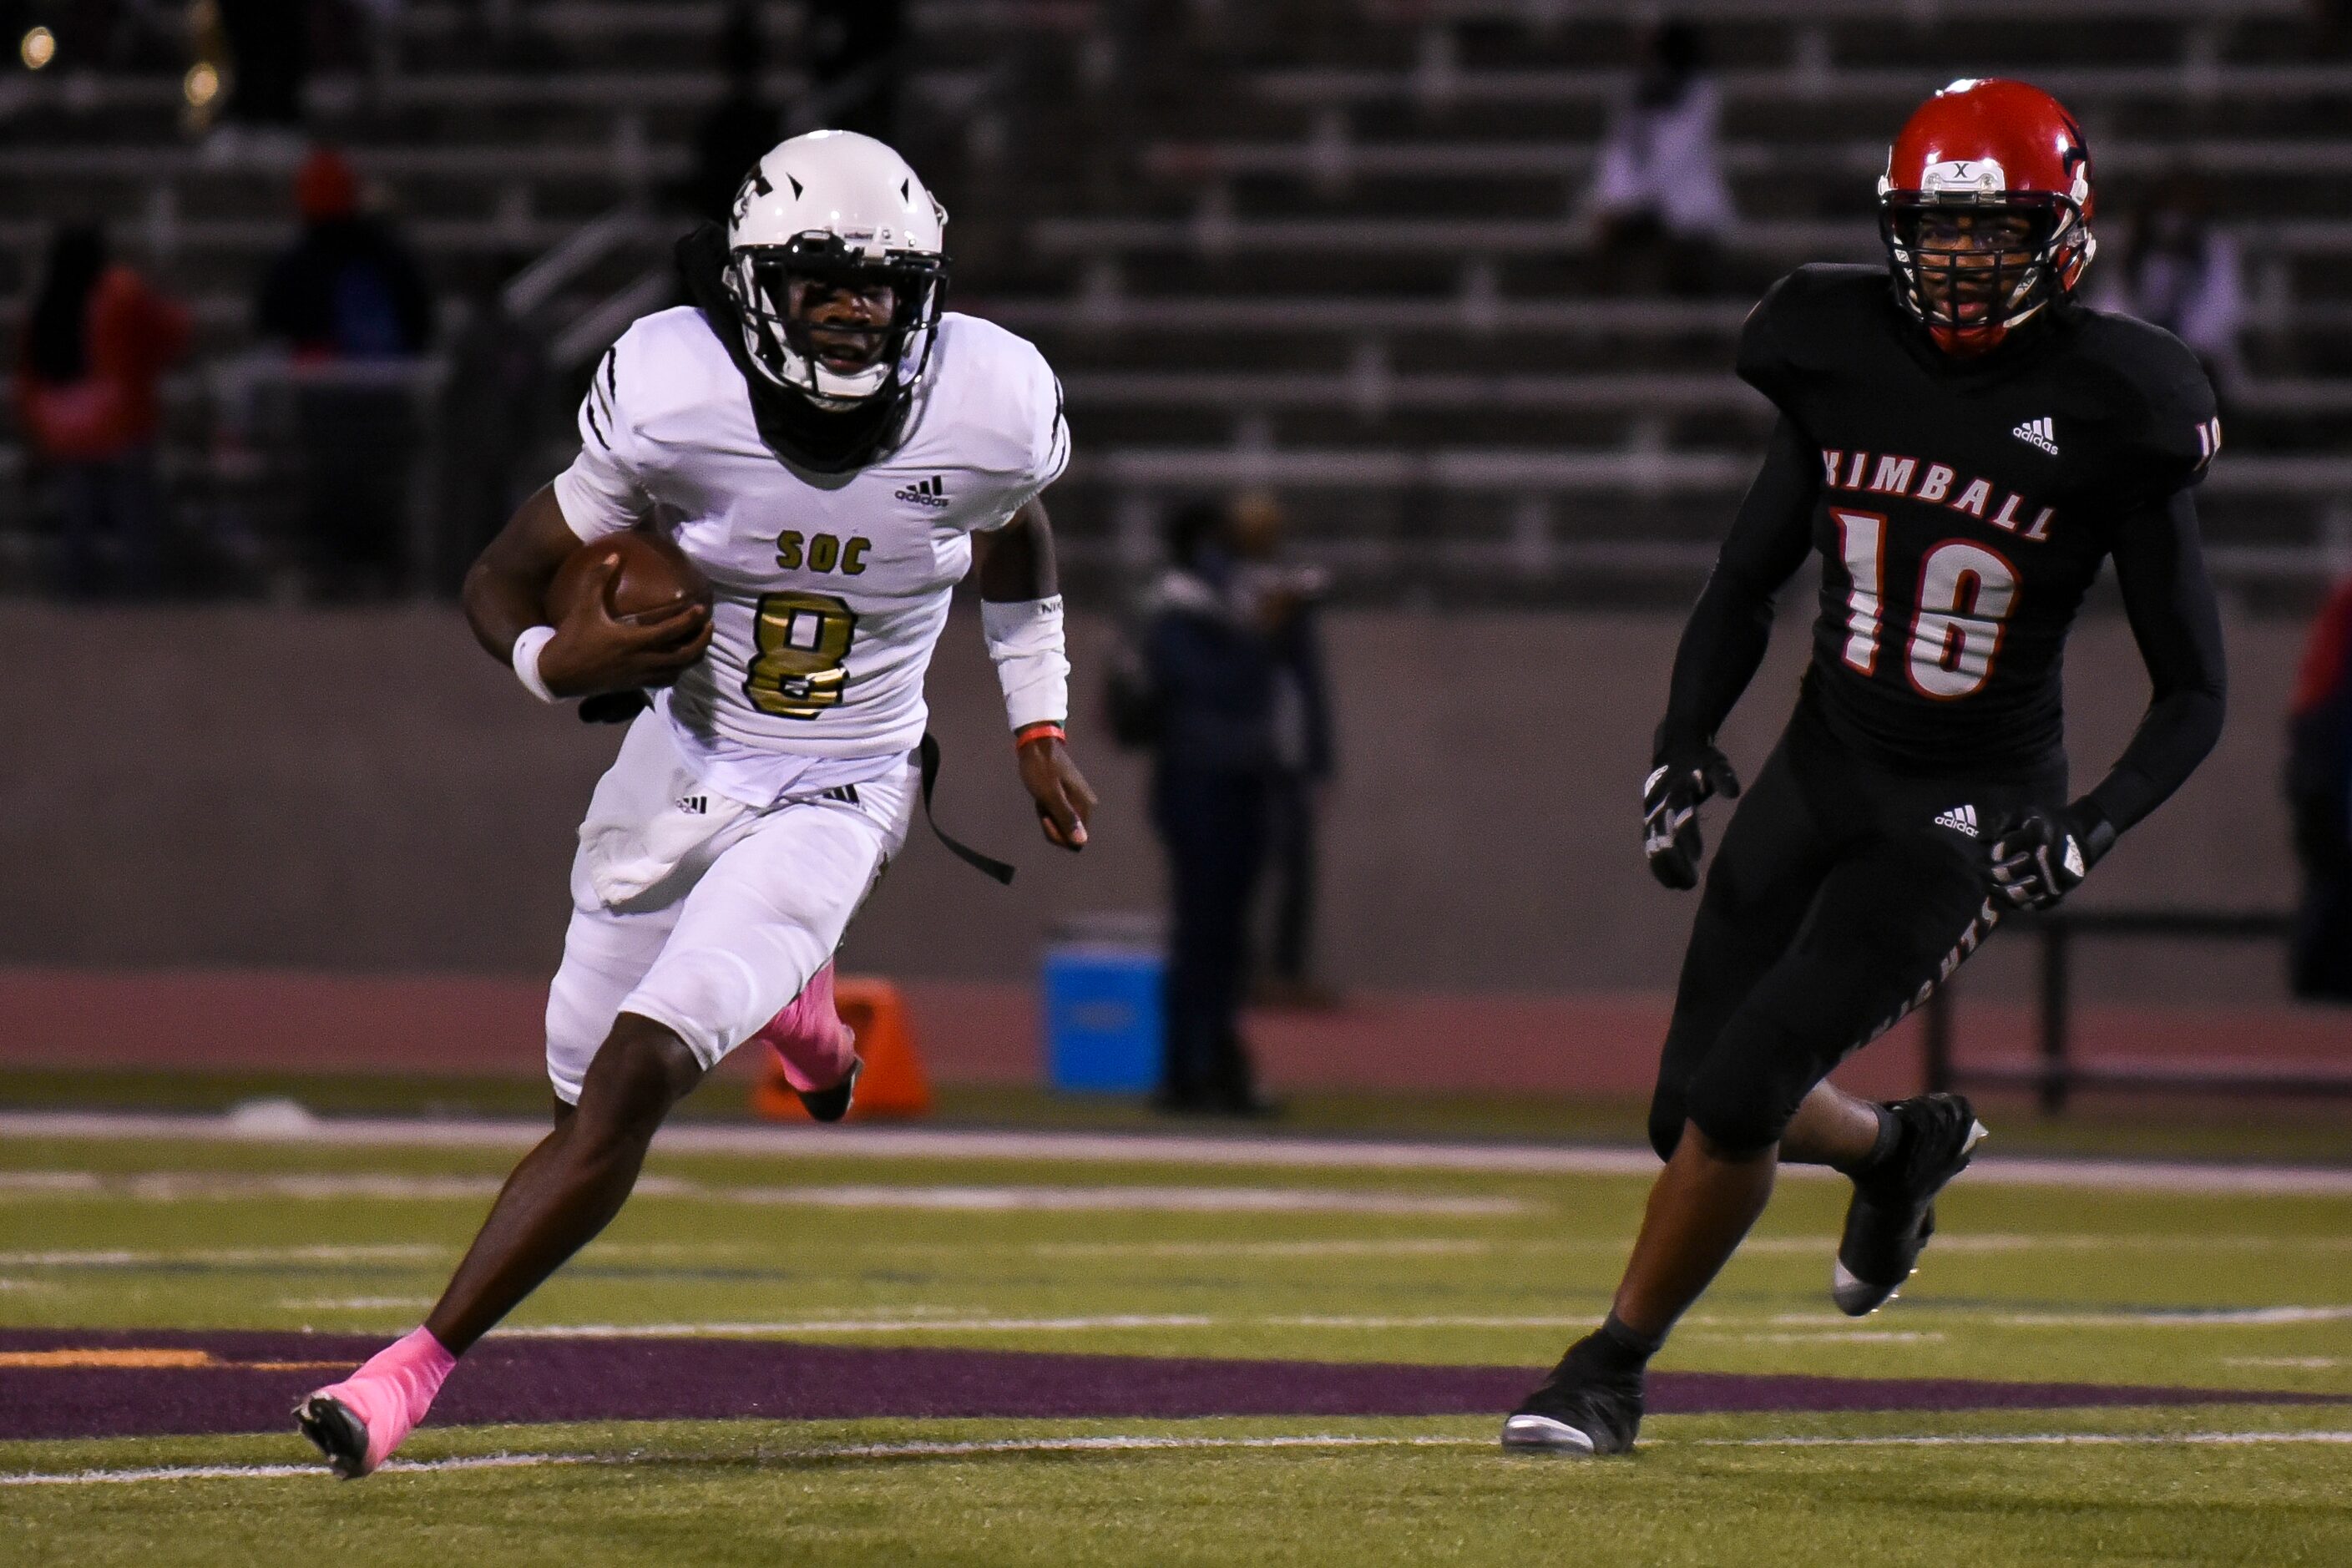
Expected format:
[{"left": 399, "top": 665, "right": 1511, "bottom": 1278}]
[{"left": 552, "top": 308, "right": 1070, "bottom": 802}]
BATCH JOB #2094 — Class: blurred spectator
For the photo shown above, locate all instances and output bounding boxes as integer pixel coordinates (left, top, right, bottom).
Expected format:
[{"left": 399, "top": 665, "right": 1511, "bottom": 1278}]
[
  {"left": 13, "top": 223, "right": 190, "bottom": 597},
  {"left": 804, "top": 0, "right": 902, "bottom": 142},
  {"left": 1586, "top": 20, "right": 1733, "bottom": 296},
  {"left": 255, "top": 149, "right": 435, "bottom": 597},
  {"left": 256, "top": 149, "right": 434, "bottom": 359},
  {"left": 2287, "top": 574, "right": 2352, "bottom": 1000},
  {"left": 211, "top": 0, "right": 309, "bottom": 162},
  {"left": 2092, "top": 182, "right": 2248, "bottom": 404},
  {"left": 1229, "top": 492, "right": 1339, "bottom": 1009},
  {"left": 686, "top": 3, "right": 783, "bottom": 224},
  {"left": 1141, "top": 498, "right": 1328, "bottom": 1115}
]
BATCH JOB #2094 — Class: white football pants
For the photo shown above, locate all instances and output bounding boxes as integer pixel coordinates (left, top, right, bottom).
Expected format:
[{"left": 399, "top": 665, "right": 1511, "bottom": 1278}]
[{"left": 544, "top": 713, "right": 913, "bottom": 1104}]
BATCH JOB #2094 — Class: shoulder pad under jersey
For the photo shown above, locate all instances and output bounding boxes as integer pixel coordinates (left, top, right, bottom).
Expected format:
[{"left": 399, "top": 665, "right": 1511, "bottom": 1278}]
[
  {"left": 2057, "top": 307, "right": 2222, "bottom": 502},
  {"left": 923, "top": 312, "right": 1070, "bottom": 493},
  {"left": 1735, "top": 265, "right": 1889, "bottom": 413}
]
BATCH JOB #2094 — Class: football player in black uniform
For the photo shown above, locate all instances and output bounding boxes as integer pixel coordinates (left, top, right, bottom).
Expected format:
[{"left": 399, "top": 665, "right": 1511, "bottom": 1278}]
[{"left": 1505, "top": 79, "right": 2227, "bottom": 1455}]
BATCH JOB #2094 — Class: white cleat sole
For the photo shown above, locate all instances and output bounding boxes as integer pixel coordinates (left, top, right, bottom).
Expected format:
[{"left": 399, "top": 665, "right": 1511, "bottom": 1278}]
[
  {"left": 1832, "top": 1257, "right": 1905, "bottom": 1317},
  {"left": 1500, "top": 1414, "right": 1598, "bottom": 1455},
  {"left": 1831, "top": 1118, "right": 1990, "bottom": 1316}
]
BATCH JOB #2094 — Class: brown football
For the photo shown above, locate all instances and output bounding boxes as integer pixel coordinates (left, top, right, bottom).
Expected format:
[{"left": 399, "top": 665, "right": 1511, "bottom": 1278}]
[{"left": 545, "top": 530, "right": 712, "bottom": 625}]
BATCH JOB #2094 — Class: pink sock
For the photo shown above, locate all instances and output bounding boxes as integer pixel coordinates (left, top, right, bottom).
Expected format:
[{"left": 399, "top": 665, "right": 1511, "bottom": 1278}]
[
  {"left": 315, "top": 1326, "right": 456, "bottom": 1473},
  {"left": 751, "top": 961, "right": 857, "bottom": 1093}
]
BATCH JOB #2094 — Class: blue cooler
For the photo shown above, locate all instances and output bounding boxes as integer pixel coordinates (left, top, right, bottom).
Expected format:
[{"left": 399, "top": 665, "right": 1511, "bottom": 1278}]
[{"left": 1043, "top": 943, "right": 1164, "bottom": 1093}]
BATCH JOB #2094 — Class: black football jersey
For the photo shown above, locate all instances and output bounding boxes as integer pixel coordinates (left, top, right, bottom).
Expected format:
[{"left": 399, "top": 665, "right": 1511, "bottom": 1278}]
[{"left": 1737, "top": 265, "right": 2219, "bottom": 775}]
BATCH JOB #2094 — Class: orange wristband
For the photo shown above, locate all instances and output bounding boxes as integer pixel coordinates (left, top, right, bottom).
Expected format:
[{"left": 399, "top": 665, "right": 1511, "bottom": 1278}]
[{"left": 1014, "top": 721, "right": 1067, "bottom": 749}]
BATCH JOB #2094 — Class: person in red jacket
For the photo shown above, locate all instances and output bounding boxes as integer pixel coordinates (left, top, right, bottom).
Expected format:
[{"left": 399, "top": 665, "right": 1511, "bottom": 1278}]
[{"left": 13, "top": 223, "right": 191, "bottom": 595}]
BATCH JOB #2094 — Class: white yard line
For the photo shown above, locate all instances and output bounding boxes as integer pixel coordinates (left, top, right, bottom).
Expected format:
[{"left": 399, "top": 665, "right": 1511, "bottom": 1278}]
[
  {"left": 499, "top": 1313, "right": 1586, "bottom": 1335},
  {"left": 1685, "top": 1331, "right": 1946, "bottom": 1344},
  {"left": 0, "top": 1171, "right": 104, "bottom": 1192},
  {"left": 8, "top": 1110, "right": 2352, "bottom": 1196},
  {"left": 812, "top": 1434, "right": 1485, "bottom": 1459},
  {"left": 12, "top": 1429, "right": 2352, "bottom": 1485},
  {"left": 1738, "top": 1233, "right": 2352, "bottom": 1255},
  {"left": 0, "top": 1172, "right": 1526, "bottom": 1217},
  {"left": 1748, "top": 1306, "right": 2352, "bottom": 1330},
  {"left": 0, "top": 1244, "right": 445, "bottom": 1267},
  {"left": 12, "top": 1232, "right": 2309, "bottom": 1268},
  {"left": 801, "top": 1429, "right": 2352, "bottom": 1455},
  {"left": 503, "top": 1314, "right": 1220, "bottom": 1337},
  {"left": 1982, "top": 1304, "right": 2352, "bottom": 1328},
  {"left": 0, "top": 1453, "right": 604, "bottom": 1487},
  {"left": 476, "top": 1306, "right": 2352, "bottom": 1337},
  {"left": 1024, "top": 1239, "right": 1496, "bottom": 1258},
  {"left": 1689, "top": 1431, "right": 2352, "bottom": 1449},
  {"left": 920, "top": 1233, "right": 2351, "bottom": 1261},
  {"left": 723, "top": 1185, "right": 1525, "bottom": 1216},
  {"left": 275, "top": 1297, "right": 438, "bottom": 1311}
]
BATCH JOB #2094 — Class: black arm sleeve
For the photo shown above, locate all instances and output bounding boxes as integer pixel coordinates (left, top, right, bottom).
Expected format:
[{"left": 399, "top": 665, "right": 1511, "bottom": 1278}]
[
  {"left": 2078, "top": 488, "right": 2228, "bottom": 837},
  {"left": 1654, "top": 417, "right": 1819, "bottom": 759}
]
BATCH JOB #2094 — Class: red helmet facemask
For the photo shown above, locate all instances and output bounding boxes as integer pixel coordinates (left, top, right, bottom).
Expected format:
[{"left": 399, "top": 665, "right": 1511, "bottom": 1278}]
[{"left": 1878, "top": 78, "right": 2097, "bottom": 357}]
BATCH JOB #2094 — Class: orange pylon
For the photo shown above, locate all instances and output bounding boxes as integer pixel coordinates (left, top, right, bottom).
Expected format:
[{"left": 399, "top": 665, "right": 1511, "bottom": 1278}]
[{"left": 751, "top": 974, "right": 932, "bottom": 1121}]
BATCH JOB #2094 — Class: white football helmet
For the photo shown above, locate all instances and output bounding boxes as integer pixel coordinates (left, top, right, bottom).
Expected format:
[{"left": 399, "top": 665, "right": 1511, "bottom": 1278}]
[{"left": 722, "top": 129, "right": 949, "bottom": 412}]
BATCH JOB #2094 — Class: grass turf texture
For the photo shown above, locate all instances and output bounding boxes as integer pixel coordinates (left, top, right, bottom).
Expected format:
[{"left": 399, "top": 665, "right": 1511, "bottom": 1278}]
[{"left": 3, "top": 1128, "right": 2349, "bottom": 1564}]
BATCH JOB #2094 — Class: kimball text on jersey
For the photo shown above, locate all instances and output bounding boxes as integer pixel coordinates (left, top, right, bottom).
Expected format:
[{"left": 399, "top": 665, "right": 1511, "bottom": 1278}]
[{"left": 1818, "top": 448, "right": 2056, "bottom": 543}]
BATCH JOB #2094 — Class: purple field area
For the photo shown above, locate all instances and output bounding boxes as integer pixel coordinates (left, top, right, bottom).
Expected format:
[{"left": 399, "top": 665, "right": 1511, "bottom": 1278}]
[{"left": 3, "top": 1329, "right": 2341, "bottom": 1443}]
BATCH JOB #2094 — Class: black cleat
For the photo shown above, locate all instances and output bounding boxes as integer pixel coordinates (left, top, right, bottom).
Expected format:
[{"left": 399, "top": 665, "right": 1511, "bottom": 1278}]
[
  {"left": 797, "top": 1057, "right": 862, "bottom": 1124},
  {"left": 294, "top": 1392, "right": 371, "bottom": 1480},
  {"left": 1834, "top": 1092, "right": 1988, "bottom": 1316},
  {"left": 1500, "top": 1348, "right": 1644, "bottom": 1456}
]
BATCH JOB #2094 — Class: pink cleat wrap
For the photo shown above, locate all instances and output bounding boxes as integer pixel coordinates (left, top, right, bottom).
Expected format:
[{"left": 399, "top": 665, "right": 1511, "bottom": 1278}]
[
  {"left": 296, "top": 1325, "right": 455, "bottom": 1479},
  {"left": 751, "top": 960, "right": 857, "bottom": 1094}
]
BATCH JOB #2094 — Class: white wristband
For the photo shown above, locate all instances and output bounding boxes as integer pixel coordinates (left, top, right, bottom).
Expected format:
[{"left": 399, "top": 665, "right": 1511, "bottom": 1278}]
[
  {"left": 510, "top": 625, "right": 560, "bottom": 705},
  {"left": 980, "top": 594, "right": 1070, "bottom": 732}
]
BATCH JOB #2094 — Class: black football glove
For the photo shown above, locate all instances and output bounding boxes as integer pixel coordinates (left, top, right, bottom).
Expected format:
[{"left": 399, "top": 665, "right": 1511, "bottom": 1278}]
[
  {"left": 1642, "top": 746, "right": 1740, "bottom": 891},
  {"left": 579, "top": 690, "right": 652, "bottom": 725},
  {"left": 1982, "top": 803, "right": 2113, "bottom": 911}
]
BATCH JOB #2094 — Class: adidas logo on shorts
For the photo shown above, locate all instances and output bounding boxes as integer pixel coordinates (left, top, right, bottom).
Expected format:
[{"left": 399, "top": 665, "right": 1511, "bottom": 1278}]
[
  {"left": 2012, "top": 416, "right": 2059, "bottom": 456},
  {"left": 1933, "top": 803, "right": 1980, "bottom": 838}
]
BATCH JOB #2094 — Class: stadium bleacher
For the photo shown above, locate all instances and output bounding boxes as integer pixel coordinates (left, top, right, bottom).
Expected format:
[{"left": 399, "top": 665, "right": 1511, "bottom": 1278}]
[{"left": 3, "top": 0, "right": 2347, "bottom": 600}]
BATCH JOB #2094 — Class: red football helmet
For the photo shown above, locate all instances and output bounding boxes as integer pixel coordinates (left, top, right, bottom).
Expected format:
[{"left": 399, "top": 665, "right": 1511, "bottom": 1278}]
[{"left": 1878, "top": 79, "right": 2097, "bottom": 356}]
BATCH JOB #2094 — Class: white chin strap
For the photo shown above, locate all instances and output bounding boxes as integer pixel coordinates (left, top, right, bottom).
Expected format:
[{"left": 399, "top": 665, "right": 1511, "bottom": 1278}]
[{"left": 751, "top": 325, "right": 894, "bottom": 408}]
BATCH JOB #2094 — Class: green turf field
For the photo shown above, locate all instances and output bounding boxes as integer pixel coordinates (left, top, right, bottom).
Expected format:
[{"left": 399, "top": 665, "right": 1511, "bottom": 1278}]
[{"left": 4, "top": 1116, "right": 2350, "bottom": 1565}]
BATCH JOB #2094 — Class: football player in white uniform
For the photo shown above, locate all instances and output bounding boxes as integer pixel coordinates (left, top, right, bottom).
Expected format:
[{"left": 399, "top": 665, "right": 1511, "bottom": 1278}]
[{"left": 296, "top": 130, "right": 1095, "bottom": 1479}]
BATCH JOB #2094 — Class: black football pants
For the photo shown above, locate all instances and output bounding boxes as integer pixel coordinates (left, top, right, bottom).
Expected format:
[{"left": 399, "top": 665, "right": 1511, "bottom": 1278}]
[{"left": 1648, "top": 701, "right": 2065, "bottom": 1161}]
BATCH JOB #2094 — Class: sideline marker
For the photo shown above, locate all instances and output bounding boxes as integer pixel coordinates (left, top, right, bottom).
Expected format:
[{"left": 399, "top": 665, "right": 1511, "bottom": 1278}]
[{"left": 751, "top": 975, "right": 932, "bottom": 1121}]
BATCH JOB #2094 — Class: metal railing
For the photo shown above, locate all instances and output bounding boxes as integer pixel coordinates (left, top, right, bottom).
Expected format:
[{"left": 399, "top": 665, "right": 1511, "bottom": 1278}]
[{"left": 1918, "top": 908, "right": 2347, "bottom": 1112}]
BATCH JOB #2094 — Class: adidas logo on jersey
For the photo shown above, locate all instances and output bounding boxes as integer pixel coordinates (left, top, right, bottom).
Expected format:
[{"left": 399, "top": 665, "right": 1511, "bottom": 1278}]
[
  {"left": 2012, "top": 416, "right": 2059, "bottom": 456},
  {"left": 677, "top": 795, "right": 707, "bottom": 816},
  {"left": 1933, "top": 804, "right": 1980, "bottom": 838},
  {"left": 895, "top": 475, "right": 951, "bottom": 509}
]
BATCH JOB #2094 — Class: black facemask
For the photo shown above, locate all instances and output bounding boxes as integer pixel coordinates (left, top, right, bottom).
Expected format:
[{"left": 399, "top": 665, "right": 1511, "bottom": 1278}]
[{"left": 675, "top": 223, "right": 911, "bottom": 474}]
